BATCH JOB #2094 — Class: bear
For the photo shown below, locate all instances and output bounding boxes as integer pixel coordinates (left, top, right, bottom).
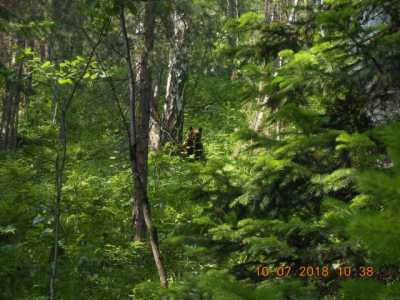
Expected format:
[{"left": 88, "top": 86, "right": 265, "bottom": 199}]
[{"left": 184, "top": 127, "right": 204, "bottom": 160}]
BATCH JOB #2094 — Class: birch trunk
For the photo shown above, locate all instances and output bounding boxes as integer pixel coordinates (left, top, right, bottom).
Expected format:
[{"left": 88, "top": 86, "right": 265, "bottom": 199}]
[
  {"left": 151, "top": 3, "right": 188, "bottom": 149},
  {"left": 149, "top": 84, "right": 161, "bottom": 149},
  {"left": 288, "top": 0, "right": 300, "bottom": 23},
  {"left": 251, "top": 0, "right": 301, "bottom": 134},
  {"left": 160, "top": 11, "right": 187, "bottom": 146}
]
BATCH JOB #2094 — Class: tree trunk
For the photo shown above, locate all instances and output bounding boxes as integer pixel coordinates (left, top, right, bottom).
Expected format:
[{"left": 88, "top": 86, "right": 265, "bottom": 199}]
[
  {"left": 251, "top": 0, "right": 301, "bottom": 134},
  {"left": 47, "top": 4, "right": 69, "bottom": 293},
  {"left": 264, "top": 0, "right": 270, "bottom": 22},
  {"left": 119, "top": 6, "right": 146, "bottom": 241},
  {"left": 264, "top": 0, "right": 278, "bottom": 23},
  {"left": 160, "top": 10, "right": 187, "bottom": 146},
  {"left": 135, "top": 0, "right": 156, "bottom": 239},
  {"left": 226, "top": 0, "right": 239, "bottom": 76},
  {"left": 0, "top": 34, "right": 23, "bottom": 152},
  {"left": 288, "top": 0, "right": 300, "bottom": 23},
  {"left": 47, "top": 16, "right": 107, "bottom": 300},
  {"left": 49, "top": 91, "right": 66, "bottom": 300},
  {"left": 121, "top": 1, "right": 168, "bottom": 287},
  {"left": 151, "top": 2, "right": 188, "bottom": 149},
  {"left": 250, "top": 3, "right": 273, "bottom": 133},
  {"left": 149, "top": 84, "right": 161, "bottom": 149}
]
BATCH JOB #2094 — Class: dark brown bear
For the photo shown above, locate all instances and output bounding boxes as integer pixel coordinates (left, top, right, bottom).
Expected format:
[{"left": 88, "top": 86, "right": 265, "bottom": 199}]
[{"left": 185, "top": 127, "right": 203, "bottom": 160}]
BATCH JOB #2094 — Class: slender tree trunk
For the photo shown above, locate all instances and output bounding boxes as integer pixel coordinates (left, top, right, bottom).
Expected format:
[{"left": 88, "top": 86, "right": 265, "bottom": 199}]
[
  {"left": 48, "top": 2, "right": 67, "bottom": 295},
  {"left": 121, "top": 1, "right": 168, "bottom": 287},
  {"left": 268, "top": 0, "right": 278, "bottom": 22},
  {"left": 251, "top": 0, "right": 301, "bottom": 134},
  {"left": 1, "top": 88, "right": 13, "bottom": 149},
  {"left": 160, "top": 10, "right": 187, "bottom": 145},
  {"left": 0, "top": 34, "right": 23, "bottom": 151},
  {"left": 151, "top": 2, "right": 188, "bottom": 149},
  {"left": 149, "top": 84, "right": 161, "bottom": 149},
  {"left": 264, "top": 0, "right": 270, "bottom": 22},
  {"left": 135, "top": 0, "right": 155, "bottom": 240},
  {"left": 48, "top": 19, "right": 107, "bottom": 300},
  {"left": 49, "top": 90, "right": 66, "bottom": 300},
  {"left": 288, "top": 0, "right": 300, "bottom": 23},
  {"left": 137, "top": 2, "right": 168, "bottom": 286},
  {"left": 9, "top": 62, "right": 23, "bottom": 150},
  {"left": 250, "top": 2, "right": 273, "bottom": 133},
  {"left": 226, "top": 0, "right": 239, "bottom": 76},
  {"left": 143, "top": 202, "right": 168, "bottom": 287},
  {"left": 120, "top": 5, "right": 147, "bottom": 241}
]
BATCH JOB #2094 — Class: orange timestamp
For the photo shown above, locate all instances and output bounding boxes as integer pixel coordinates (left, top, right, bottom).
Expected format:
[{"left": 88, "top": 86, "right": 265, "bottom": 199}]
[{"left": 256, "top": 265, "right": 375, "bottom": 278}]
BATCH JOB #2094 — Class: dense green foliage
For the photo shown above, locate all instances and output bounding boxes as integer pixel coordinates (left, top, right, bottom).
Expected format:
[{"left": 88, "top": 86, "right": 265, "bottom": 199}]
[{"left": 1, "top": 0, "right": 400, "bottom": 299}]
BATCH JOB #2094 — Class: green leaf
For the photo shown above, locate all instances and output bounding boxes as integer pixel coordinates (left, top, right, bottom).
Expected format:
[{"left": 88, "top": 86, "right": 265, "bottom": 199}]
[{"left": 57, "top": 78, "right": 73, "bottom": 85}]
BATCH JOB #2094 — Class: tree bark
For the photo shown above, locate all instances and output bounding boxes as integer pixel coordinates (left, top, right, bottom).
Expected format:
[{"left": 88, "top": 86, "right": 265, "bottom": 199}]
[
  {"left": 150, "top": 2, "right": 189, "bottom": 149},
  {"left": 149, "top": 84, "right": 161, "bottom": 149},
  {"left": 288, "top": 0, "right": 300, "bottom": 23},
  {"left": 160, "top": 10, "right": 188, "bottom": 145},
  {"left": 135, "top": 0, "right": 156, "bottom": 241},
  {"left": 0, "top": 34, "right": 24, "bottom": 152},
  {"left": 264, "top": 0, "right": 270, "bottom": 22},
  {"left": 251, "top": 0, "right": 301, "bottom": 134},
  {"left": 49, "top": 89, "right": 65, "bottom": 300},
  {"left": 250, "top": 2, "right": 273, "bottom": 133},
  {"left": 121, "top": 1, "right": 168, "bottom": 287},
  {"left": 120, "top": 5, "right": 147, "bottom": 241}
]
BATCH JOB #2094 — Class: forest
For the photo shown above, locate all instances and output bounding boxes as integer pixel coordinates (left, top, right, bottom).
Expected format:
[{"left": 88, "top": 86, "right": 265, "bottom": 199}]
[{"left": 1, "top": 0, "right": 400, "bottom": 299}]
